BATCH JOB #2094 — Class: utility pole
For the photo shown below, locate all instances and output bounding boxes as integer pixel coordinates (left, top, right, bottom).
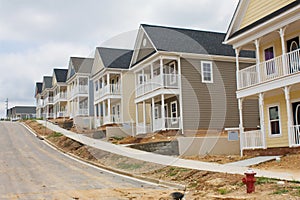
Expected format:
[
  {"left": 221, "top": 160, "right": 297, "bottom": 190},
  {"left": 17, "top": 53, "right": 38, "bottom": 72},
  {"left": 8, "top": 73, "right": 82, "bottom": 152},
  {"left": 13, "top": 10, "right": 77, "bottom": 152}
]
[{"left": 5, "top": 98, "right": 8, "bottom": 120}]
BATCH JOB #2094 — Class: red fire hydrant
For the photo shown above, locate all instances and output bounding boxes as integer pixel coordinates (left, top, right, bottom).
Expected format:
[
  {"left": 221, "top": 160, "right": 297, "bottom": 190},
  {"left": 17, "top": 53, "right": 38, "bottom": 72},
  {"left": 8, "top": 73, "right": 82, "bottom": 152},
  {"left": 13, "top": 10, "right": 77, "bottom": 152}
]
[{"left": 242, "top": 169, "right": 256, "bottom": 193}]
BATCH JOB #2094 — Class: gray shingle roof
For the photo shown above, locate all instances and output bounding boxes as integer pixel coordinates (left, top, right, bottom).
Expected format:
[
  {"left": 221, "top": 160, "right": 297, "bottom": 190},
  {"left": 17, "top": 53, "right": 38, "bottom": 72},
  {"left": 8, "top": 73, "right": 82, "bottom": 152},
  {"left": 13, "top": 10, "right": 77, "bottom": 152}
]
[
  {"left": 141, "top": 24, "right": 254, "bottom": 58},
  {"left": 43, "top": 76, "right": 53, "bottom": 89},
  {"left": 54, "top": 68, "right": 68, "bottom": 83},
  {"left": 71, "top": 57, "right": 94, "bottom": 73},
  {"left": 14, "top": 106, "right": 36, "bottom": 114},
  {"left": 36, "top": 82, "right": 42, "bottom": 94},
  {"left": 97, "top": 47, "right": 133, "bottom": 69}
]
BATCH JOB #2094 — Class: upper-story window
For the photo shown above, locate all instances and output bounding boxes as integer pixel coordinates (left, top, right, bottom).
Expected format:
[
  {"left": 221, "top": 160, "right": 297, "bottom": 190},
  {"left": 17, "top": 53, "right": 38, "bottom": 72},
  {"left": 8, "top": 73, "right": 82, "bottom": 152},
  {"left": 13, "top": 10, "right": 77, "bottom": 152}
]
[
  {"left": 201, "top": 61, "right": 213, "bottom": 83},
  {"left": 138, "top": 74, "right": 147, "bottom": 85},
  {"left": 169, "top": 62, "right": 177, "bottom": 84},
  {"left": 264, "top": 46, "right": 276, "bottom": 76},
  {"left": 94, "top": 81, "right": 98, "bottom": 91}
]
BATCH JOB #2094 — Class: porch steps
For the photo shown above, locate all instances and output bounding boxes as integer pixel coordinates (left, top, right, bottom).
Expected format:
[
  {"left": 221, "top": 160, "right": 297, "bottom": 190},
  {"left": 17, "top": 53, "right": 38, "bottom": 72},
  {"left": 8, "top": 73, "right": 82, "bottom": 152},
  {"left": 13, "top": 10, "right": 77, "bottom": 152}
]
[{"left": 225, "top": 156, "right": 280, "bottom": 167}]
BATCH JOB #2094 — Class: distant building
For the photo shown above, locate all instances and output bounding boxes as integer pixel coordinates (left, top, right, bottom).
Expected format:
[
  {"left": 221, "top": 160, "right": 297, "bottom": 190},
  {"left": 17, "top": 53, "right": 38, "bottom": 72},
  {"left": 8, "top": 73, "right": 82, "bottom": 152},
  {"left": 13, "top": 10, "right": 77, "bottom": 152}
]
[{"left": 7, "top": 106, "right": 36, "bottom": 121}]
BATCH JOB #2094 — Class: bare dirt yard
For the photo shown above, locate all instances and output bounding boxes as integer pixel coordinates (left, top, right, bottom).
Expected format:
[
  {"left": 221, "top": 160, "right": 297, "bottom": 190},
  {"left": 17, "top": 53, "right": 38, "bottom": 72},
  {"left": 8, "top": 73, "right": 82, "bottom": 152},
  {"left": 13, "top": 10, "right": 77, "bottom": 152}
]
[{"left": 24, "top": 120, "right": 300, "bottom": 199}]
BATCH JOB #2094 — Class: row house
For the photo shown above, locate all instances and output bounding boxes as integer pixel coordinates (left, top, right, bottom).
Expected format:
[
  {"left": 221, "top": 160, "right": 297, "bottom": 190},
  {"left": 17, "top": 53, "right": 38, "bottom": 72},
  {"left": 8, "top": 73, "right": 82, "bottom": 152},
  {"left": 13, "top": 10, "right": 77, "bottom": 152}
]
[
  {"left": 66, "top": 57, "right": 94, "bottom": 118},
  {"left": 92, "top": 47, "right": 135, "bottom": 127},
  {"left": 52, "top": 69, "right": 68, "bottom": 118},
  {"left": 34, "top": 82, "right": 43, "bottom": 119},
  {"left": 130, "top": 24, "right": 259, "bottom": 135},
  {"left": 224, "top": 0, "right": 300, "bottom": 154},
  {"left": 41, "top": 76, "right": 54, "bottom": 119}
]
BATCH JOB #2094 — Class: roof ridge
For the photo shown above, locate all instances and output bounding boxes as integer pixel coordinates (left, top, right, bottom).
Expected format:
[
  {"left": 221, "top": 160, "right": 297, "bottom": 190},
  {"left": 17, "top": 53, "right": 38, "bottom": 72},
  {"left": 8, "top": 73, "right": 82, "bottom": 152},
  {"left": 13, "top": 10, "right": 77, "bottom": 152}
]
[
  {"left": 96, "top": 47, "right": 132, "bottom": 51},
  {"left": 141, "top": 23, "right": 226, "bottom": 35}
]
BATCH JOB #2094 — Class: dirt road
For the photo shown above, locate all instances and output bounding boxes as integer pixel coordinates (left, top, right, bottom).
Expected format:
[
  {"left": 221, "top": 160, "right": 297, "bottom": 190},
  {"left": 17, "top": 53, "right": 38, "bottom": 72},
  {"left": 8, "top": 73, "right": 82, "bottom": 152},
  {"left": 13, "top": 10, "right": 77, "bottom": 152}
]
[{"left": 0, "top": 122, "right": 172, "bottom": 199}]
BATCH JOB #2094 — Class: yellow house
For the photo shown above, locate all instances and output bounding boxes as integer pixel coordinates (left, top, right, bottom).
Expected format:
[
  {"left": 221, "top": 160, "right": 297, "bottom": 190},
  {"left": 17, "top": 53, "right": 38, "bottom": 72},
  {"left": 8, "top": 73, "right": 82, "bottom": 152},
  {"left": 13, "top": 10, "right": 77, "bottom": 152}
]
[{"left": 224, "top": 0, "right": 300, "bottom": 154}]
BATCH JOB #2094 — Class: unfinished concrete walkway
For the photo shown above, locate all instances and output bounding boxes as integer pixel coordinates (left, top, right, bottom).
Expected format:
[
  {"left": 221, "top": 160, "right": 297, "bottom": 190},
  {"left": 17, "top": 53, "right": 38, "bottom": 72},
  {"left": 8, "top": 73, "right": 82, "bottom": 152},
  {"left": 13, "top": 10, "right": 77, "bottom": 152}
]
[{"left": 35, "top": 120, "right": 300, "bottom": 181}]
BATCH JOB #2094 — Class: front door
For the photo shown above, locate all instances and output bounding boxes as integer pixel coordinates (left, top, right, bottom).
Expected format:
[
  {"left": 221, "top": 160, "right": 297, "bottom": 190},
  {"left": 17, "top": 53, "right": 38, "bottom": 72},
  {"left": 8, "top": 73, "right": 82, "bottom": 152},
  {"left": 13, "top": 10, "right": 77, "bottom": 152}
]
[
  {"left": 287, "top": 37, "right": 300, "bottom": 73},
  {"left": 112, "top": 106, "right": 116, "bottom": 123},
  {"left": 292, "top": 101, "right": 300, "bottom": 145}
]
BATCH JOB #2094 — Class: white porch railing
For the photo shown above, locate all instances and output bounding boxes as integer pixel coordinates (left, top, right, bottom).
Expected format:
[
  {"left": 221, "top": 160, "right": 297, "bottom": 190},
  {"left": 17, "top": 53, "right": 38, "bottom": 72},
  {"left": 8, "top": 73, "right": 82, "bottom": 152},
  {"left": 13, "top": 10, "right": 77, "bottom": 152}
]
[
  {"left": 54, "top": 92, "right": 67, "bottom": 102},
  {"left": 95, "top": 84, "right": 121, "bottom": 100},
  {"left": 290, "top": 125, "right": 300, "bottom": 147},
  {"left": 56, "top": 111, "right": 67, "bottom": 118},
  {"left": 242, "top": 130, "right": 264, "bottom": 150},
  {"left": 238, "top": 48, "right": 300, "bottom": 89},
  {"left": 44, "top": 97, "right": 54, "bottom": 105},
  {"left": 78, "top": 108, "right": 88, "bottom": 116},
  {"left": 46, "top": 113, "right": 54, "bottom": 119},
  {"left": 153, "top": 117, "right": 181, "bottom": 131},
  {"left": 136, "top": 74, "right": 179, "bottom": 97},
  {"left": 136, "top": 123, "right": 151, "bottom": 135},
  {"left": 69, "top": 85, "right": 89, "bottom": 98}
]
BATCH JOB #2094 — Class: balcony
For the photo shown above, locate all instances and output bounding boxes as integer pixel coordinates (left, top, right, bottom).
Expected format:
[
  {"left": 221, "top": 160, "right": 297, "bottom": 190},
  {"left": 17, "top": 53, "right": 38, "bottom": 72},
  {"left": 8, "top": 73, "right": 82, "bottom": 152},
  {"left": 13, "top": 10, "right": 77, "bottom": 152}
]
[
  {"left": 54, "top": 92, "right": 67, "bottom": 103},
  {"left": 69, "top": 85, "right": 89, "bottom": 99},
  {"left": 95, "top": 84, "right": 121, "bottom": 101},
  {"left": 44, "top": 97, "right": 54, "bottom": 105},
  {"left": 238, "top": 49, "right": 300, "bottom": 89},
  {"left": 136, "top": 74, "right": 179, "bottom": 97}
]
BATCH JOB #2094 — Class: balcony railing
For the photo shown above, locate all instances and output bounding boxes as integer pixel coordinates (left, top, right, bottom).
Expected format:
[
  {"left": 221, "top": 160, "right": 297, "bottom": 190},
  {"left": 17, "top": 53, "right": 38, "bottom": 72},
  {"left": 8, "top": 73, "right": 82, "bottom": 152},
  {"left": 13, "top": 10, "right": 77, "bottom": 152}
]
[
  {"left": 44, "top": 97, "right": 54, "bottom": 105},
  {"left": 95, "top": 84, "right": 121, "bottom": 101},
  {"left": 56, "top": 111, "right": 67, "bottom": 118},
  {"left": 238, "top": 48, "right": 300, "bottom": 89},
  {"left": 290, "top": 125, "right": 300, "bottom": 147},
  {"left": 136, "top": 74, "right": 179, "bottom": 97},
  {"left": 78, "top": 108, "right": 88, "bottom": 116},
  {"left": 136, "top": 123, "right": 151, "bottom": 135},
  {"left": 153, "top": 117, "right": 181, "bottom": 132},
  {"left": 242, "top": 130, "right": 264, "bottom": 150},
  {"left": 69, "top": 85, "right": 89, "bottom": 98},
  {"left": 54, "top": 92, "right": 67, "bottom": 102}
]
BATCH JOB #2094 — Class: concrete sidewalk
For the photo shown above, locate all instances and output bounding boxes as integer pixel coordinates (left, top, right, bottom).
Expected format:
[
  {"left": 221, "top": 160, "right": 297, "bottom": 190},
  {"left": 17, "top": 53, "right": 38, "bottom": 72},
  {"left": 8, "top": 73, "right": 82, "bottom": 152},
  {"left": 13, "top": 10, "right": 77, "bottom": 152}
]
[{"left": 37, "top": 120, "right": 300, "bottom": 181}]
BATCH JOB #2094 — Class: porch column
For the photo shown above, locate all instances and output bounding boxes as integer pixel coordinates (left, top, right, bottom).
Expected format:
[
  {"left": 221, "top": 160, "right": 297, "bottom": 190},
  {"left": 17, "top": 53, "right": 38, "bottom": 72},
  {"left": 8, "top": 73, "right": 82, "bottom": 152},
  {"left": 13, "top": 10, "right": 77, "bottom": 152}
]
[
  {"left": 107, "top": 73, "right": 110, "bottom": 91},
  {"left": 103, "top": 101, "right": 106, "bottom": 118},
  {"left": 108, "top": 98, "right": 111, "bottom": 122},
  {"left": 279, "top": 27, "right": 287, "bottom": 75},
  {"left": 255, "top": 39, "right": 261, "bottom": 82},
  {"left": 160, "top": 57, "right": 164, "bottom": 86},
  {"left": 143, "top": 101, "right": 147, "bottom": 132},
  {"left": 135, "top": 103, "right": 138, "bottom": 137},
  {"left": 235, "top": 48, "right": 241, "bottom": 89},
  {"left": 94, "top": 103, "right": 97, "bottom": 127},
  {"left": 161, "top": 94, "right": 165, "bottom": 130},
  {"left": 150, "top": 64, "right": 154, "bottom": 79},
  {"left": 177, "top": 56, "right": 183, "bottom": 132},
  {"left": 77, "top": 97, "right": 80, "bottom": 116},
  {"left": 151, "top": 98, "right": 155, "bottom": 132},
  {"left": 238, "top": 98, "right": 244, "bottom": 156},
  {"left": 259, "top": 93, "right": 266, "bottom": 148},
  {"left": 284, "top": 86, "right": 293, "bottom": 147}
]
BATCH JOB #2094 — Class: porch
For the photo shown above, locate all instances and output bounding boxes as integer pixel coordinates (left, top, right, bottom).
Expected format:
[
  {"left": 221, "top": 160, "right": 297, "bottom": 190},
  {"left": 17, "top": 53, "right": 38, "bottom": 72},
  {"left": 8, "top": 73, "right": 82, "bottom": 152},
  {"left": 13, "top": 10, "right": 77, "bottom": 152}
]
[
  {"left": 238, "top": 48, "right": 300, "bottom": 89},
  {"left": 94, "top": 99, "right": 122, "bottom": 127}
]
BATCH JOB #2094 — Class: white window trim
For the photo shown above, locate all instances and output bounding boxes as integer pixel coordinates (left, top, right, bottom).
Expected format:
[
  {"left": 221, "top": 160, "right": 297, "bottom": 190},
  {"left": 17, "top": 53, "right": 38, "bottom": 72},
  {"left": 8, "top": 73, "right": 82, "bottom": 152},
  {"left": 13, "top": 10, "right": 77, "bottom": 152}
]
[
  {"left": 170, "top": 101, "right": 178, "bottom": 124},
  {"left": 201, "top": 61, "right": 213, "bottom": 83},
  {"left": 138, "top": 74, "right": 147, "bottom": 85},
  {"left": 169, "top": 61, "right": 177, "bottom": 84},
  {"left": 154, "top": 106, "right": 159, "bottom": 119},
  {"left": 267, "top": 104, "right": 282, "bottom": 138}
]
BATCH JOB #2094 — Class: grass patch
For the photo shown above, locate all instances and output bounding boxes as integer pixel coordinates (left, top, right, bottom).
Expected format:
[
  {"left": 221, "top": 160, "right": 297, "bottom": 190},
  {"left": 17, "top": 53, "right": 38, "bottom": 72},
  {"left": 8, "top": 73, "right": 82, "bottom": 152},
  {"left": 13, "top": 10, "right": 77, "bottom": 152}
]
[
  {"left": 256, "top": 177, "right": 277, "bottom": 185},
  {"left": 218, "top": 188, "right": 230, "bottom": 195},
  {"left": 116, "top": 162, "right": 142, "bottom": 170},
  {"left": 110, "top": 136, "right": 124, "bottom": 141},
  {"left": 47, "top": 132, "right": 63, "bottom": 138},
  {"left": 273, "top": 188, "right": 289, "bottom": 195}
]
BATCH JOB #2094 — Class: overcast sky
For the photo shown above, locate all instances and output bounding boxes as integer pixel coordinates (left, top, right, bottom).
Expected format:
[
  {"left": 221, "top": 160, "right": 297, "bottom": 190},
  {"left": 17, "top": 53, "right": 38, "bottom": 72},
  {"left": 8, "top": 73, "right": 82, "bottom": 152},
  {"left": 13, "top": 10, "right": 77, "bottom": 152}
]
[{"left": 0, "top": 0, "right": 239, "bottom": 118}]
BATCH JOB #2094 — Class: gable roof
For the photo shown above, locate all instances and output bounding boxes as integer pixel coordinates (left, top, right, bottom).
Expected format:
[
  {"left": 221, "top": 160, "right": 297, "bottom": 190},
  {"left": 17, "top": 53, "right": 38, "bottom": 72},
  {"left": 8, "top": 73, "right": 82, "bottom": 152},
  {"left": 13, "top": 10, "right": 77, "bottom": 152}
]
[
  {"left": 225, "top": 0, "right": 300, "bottom": 42},
  {"left": 67, "top": 57, "right": 94, "bottom": 80},
  {"left": 43, "top": 76, "right": 53, "bottom": 89},
  {"left": 36, "top": 82, "right": 42, "bottom": 94},
  {"left": 142, "top": 24, "right": 254, "bottom": 57},
  {"left": 97, "top": 47, "right": 133, "bottom": 69},
  {"left": 131, "top": 24, "right": 254, "bottom": 66},
  {"left": 54, "top": 68, "right": 68, "bottom": 83}
]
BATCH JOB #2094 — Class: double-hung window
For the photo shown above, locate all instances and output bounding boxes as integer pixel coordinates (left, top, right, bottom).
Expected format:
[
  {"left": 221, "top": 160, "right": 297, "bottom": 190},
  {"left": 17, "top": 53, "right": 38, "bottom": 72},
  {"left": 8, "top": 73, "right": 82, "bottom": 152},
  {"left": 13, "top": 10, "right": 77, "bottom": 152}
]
[
  {"left": 171, "top": 101, "right": 178, "bottom": 124},
  {"left": 268, "top": 105, "right": 281, "bottom": 136},
  {"left": 201, "top": 61, "right": 213, "bottom": 83}
]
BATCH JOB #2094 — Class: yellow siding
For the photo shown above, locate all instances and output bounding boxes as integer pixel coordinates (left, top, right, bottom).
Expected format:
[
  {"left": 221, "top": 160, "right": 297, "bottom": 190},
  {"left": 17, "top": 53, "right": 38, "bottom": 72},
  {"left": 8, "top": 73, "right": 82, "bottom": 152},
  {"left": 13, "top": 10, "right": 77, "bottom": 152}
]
[
  {"left": 259, "top": 39, "right": 282, "bottom": 62},
  {"left": 121, "top": 72, "right": 136, "bottom": 122},
  {"left": 240, "top": 0, "right": 296, "bottom": 29},
  {"left": 291, "top": 90, "right": 300, "bottom": 100},
  {"left": 264, "top": 94, "right": 289, "bottom": 148}
]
